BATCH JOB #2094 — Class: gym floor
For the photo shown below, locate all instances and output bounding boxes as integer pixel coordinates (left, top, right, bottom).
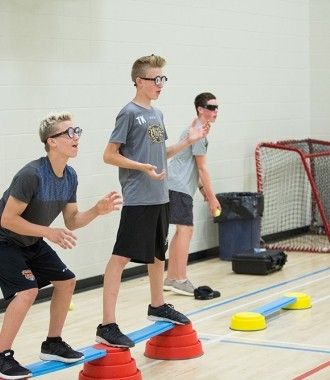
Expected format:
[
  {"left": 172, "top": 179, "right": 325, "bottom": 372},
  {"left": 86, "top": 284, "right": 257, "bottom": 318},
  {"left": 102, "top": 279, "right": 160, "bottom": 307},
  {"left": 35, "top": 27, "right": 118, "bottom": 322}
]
[{"left": 3, "top": 251, "right": 330, "bottom": 380}]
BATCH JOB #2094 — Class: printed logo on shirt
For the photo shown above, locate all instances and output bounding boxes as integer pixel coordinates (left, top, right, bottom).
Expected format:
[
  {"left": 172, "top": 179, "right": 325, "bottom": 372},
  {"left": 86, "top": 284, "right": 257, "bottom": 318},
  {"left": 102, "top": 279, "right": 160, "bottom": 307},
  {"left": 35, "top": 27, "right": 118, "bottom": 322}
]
[
  {"left": 136, "top": 115, "right": 147, "bottom": 125},
  {"left": 148, "top": 124, "right": 165, "bottom": 144},
  {"left": 21, "top": 269, "right": 35, "bottom": 281}
]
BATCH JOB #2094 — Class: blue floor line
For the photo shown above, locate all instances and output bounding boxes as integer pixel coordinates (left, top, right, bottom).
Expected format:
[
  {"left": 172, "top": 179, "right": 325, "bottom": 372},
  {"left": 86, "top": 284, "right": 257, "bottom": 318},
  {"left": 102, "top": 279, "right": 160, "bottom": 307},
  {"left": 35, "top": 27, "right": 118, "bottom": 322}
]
[
  {"left": 221, "top": 339, "right": 330, "bottom": 355},
  {"left": 25, "top": 266, "right": 330, "bottom": 377},
  {"left": 186, "top": 266, "right": 330, "bottom": 317}
]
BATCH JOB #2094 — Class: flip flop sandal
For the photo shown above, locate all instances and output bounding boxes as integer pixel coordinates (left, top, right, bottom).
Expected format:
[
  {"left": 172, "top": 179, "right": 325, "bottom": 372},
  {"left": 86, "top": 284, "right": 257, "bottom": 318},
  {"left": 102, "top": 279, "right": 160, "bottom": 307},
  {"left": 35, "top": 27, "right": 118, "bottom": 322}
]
[{"left": 194, "top": 286, "right": 221, "bottom": 300}]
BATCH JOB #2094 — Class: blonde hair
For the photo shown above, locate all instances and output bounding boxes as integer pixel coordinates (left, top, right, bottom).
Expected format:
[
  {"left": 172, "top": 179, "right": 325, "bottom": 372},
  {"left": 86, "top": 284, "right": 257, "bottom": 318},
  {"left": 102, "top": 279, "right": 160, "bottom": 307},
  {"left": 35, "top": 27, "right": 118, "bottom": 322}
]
[
  {"left": 131, "top": 54, "right": 166, "bottom": 85},
  {"left": 39, "top": 112, "right": 73, "bottom": 152}
]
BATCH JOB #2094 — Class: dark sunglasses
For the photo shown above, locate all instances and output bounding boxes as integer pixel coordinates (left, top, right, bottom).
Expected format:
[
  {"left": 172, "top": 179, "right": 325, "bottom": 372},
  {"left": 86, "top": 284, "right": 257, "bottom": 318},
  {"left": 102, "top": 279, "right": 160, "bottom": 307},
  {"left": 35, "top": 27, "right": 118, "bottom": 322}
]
[
  {"left": 45, "top": 127, "right": 83, "bottom": 143},
  {"left": 202, "top": 104, "right": 218, "bottom": 111}
]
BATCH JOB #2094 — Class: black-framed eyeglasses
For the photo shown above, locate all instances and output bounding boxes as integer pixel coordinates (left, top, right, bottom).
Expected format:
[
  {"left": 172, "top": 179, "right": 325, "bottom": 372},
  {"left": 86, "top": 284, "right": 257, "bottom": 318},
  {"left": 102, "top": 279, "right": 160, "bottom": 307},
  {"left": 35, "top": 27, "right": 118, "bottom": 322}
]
[
  {"left": 45, "top": 127, "right": 83, "bottom": 143},
  {"left": 140, "top": 76, "right": 168, "bottom": 86},
  {"left": 202, "top": 104, "right": 218, "bottom": 111}
]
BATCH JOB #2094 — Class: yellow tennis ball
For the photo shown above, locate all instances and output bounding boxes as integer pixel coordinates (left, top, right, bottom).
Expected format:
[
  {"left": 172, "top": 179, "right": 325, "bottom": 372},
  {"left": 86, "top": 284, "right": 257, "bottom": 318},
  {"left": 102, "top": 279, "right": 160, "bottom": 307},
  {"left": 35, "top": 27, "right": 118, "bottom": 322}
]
[
  {"left": 214, "top": 208, "right": 221, "bottom": 217},
  {"left": 69, "top": 302, "right": 75, "bottom": 311}
]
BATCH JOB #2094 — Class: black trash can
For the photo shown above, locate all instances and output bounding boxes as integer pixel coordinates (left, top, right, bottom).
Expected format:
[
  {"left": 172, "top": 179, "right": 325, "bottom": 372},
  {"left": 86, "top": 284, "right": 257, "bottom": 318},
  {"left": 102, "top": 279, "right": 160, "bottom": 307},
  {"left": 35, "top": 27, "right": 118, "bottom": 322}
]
[{"left": 214, "top": 192, "right": 264, "bottom": 261}]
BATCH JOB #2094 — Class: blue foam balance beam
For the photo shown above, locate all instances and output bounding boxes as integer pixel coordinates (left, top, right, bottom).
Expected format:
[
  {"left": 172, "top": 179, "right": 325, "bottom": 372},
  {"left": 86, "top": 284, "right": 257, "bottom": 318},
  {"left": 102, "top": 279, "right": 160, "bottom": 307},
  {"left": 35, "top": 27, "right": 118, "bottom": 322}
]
[
  {"left": 127, "top": 320, "right": 174, "bottom": 343},
  {"left": 250, "top": 296, "right": 297, "bottom": 316},
  {"left": 26, "top": 321, "right": 174, "bottom": 377},
  {"left": 230, "top": 293, "right": 311, "bottom": 331},
  {"left": 26, "top": 346, "right": 106, "bottom": 377}
]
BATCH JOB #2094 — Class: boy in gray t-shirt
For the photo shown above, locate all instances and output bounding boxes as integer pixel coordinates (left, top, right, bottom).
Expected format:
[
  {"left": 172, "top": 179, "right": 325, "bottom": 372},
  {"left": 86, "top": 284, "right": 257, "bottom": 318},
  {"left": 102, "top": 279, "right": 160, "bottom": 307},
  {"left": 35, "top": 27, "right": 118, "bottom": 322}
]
[
  {"left": 164, "top": 93, "right": 221, "bottom": 296},
  {"left": 0, "top": 112, "right": 122, "bottom": 379},
  {"left": 96, "top": 55, "right": 210, "bottom": 348}
]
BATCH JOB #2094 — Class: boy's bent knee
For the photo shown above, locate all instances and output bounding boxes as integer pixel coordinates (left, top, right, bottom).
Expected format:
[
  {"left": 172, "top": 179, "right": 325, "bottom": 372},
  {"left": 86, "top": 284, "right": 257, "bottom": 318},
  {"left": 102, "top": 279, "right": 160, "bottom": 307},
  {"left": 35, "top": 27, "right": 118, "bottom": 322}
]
[
  {"left": 16, "top": 288, "right": 38, "bottom": 304},
  {"left": 52, "top": 277, "right": 76, "bottom": 291},
  {"left": 110, "top": 254, "right": 130, "bottom": 266}
]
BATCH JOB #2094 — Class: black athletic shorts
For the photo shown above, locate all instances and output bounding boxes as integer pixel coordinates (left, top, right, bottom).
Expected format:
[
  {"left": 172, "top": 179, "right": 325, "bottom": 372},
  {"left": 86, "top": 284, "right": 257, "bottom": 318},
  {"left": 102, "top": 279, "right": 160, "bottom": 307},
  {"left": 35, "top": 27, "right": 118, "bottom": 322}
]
[
  {"left": 113, "top": 203, "right": 169, "bottom": 264},
  {"left": 169, "top": 190, "right": 194, "bottom": 226},
  {"left": 0, "top": 239, "right": 75, "bottom": 300}
]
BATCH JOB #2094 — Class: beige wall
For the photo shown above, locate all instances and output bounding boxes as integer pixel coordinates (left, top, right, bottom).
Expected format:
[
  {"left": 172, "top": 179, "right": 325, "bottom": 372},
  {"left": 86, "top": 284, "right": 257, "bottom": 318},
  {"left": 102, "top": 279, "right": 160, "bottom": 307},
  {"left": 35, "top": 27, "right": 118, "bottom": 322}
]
[
  {"left": 310, "top": 0, "right": 330, "bottom": 139},
  {"left": 1, "top": 0, "right": 327, "bottom": 295}
]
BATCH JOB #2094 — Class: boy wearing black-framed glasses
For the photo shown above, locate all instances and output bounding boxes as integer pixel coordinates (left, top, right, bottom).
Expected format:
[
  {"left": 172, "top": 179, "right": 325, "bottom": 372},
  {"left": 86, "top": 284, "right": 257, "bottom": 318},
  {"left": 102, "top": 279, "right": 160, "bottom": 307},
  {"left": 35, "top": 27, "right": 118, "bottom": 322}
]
[
  {"left": 0, "top": 112, "right": 122, "bottom": 379},
  {"left": 96, "top": 54, "right": 210, "bottom": 348},
  {"left": 164, "top": 92, "right": 221, "bottom": 296}
]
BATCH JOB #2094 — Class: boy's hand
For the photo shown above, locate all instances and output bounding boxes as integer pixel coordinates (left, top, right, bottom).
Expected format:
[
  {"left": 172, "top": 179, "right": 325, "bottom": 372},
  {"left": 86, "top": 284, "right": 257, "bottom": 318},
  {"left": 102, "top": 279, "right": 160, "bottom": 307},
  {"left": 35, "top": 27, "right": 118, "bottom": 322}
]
[
  {"left": 143, "top": 164, "right": 166, "bottom": 180},
  {"left": 95, "top": 191, "right": 123, "bottom": 215},
  {"left": 187, "top": 118, "right": 210, "bottom": 143},
  {"left": 47, "top": 228, "right": 77, "bottom": 249}
]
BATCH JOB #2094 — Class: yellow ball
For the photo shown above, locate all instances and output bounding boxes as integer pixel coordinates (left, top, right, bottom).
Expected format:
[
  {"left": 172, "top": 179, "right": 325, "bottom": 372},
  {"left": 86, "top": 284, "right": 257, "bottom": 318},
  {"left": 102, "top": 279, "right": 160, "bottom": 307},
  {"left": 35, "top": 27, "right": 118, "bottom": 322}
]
[
  {"left": 69, "top": 302, "right": 75, "bottom": 311},
  {"left": 214, "top": 208, "right": 221, "bottom": 217}
]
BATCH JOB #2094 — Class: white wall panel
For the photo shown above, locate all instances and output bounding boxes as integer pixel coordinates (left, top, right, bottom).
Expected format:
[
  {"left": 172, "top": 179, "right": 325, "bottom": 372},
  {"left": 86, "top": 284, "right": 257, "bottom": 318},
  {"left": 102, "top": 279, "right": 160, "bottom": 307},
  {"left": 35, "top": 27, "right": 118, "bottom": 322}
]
[{"left": 1, "top": 0, "right": 325, "bottom": 299}]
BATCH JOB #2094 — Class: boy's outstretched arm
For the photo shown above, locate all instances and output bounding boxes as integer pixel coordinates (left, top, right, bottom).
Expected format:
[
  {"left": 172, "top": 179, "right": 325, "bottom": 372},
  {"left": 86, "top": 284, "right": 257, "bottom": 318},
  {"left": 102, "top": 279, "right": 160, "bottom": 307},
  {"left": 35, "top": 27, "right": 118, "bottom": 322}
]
[{"left": 166, "top": 119, "right": 210, "bottom": 159}]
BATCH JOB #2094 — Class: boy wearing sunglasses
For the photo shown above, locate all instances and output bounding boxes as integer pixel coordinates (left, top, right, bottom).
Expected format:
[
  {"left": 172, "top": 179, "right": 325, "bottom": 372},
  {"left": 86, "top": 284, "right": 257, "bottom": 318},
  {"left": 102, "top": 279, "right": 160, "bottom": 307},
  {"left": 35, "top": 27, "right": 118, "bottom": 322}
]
[
  {"left": 96, "top": 54, "right": 210, "bottom": 348},
  {"left": 0, "top": 112, "right": 122, "bottom": 379},
  {"left": 164, "top": 92, "right": 221, "bottom": 296}
]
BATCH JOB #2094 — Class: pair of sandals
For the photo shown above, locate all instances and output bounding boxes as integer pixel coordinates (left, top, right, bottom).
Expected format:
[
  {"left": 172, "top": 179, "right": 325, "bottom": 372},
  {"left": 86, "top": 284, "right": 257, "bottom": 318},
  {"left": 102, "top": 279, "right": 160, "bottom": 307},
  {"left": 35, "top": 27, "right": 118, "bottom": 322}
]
[{"left": 194, "top": 285, "right": 221, "bottom": 300}]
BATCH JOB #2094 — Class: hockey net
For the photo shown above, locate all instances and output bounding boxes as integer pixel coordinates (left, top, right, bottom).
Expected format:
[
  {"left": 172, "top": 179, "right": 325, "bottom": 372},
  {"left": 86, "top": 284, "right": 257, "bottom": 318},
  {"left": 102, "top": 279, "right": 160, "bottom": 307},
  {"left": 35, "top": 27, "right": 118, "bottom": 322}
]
[{"left": 255, "top": 138, "right": 330, "bottom": 253}]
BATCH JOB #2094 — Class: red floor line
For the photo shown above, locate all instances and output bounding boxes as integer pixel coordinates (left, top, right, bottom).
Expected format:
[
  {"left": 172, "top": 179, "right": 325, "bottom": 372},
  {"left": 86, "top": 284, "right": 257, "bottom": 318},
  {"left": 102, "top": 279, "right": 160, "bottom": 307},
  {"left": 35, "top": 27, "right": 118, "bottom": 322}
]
[{"left": 292, "top": 361, "right": 330, "bottom": 379}]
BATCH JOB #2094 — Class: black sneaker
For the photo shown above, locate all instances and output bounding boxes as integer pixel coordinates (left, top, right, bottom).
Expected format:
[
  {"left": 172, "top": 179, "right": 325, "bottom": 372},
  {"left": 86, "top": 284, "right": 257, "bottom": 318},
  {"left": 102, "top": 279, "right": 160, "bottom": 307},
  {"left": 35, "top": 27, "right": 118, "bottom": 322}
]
[
  {"left": 147, "top": 303, "right": 190, "bottom": 325},
  {"left": 96, "top": 323, "right": 135, "bottom": 348},
  {"left": 39, "top": 338, "right": 84, "bottom": 363},
  {"left": 0, "top": 349, "right": 31, "bottom": 379}
]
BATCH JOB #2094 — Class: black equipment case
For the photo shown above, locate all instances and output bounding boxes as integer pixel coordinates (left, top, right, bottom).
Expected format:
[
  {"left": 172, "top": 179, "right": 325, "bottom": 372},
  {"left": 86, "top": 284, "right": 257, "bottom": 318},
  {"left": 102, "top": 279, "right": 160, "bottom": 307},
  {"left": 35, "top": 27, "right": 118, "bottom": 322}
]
[{"left": 232, "top": 249, "right": 287, "bottom": 275}]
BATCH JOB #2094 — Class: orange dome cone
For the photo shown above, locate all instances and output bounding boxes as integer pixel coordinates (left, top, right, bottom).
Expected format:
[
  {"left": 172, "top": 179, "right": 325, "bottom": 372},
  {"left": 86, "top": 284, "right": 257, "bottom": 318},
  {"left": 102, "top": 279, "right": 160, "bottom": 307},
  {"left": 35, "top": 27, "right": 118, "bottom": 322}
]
[
  {"left": 78, "top": 345, "right": 141, "bottom": 380},
  {"left": 144, "top": 322, "right": 203, "bottom": 360}
]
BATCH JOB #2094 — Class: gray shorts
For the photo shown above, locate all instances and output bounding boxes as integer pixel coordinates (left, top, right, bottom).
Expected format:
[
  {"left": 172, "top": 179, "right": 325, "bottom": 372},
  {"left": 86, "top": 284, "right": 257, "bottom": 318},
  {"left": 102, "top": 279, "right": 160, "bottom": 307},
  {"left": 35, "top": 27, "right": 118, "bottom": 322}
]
[{"left": 169, "top": 190, "right": 193, "bottom": 226}]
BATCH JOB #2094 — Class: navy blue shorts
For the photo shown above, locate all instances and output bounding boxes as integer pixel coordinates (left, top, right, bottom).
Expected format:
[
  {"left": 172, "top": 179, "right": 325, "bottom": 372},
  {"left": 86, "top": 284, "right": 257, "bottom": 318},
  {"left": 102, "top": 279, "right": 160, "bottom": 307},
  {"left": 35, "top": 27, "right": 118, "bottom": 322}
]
[
  {"left": 0, "top": 239, "right": 75, "bottom": 300},
  {"left": 169, "top": 190, "right": 193, "bottom": 226},
  {"left": 113, "top": 203, "right": 169, "bottom": 264}
]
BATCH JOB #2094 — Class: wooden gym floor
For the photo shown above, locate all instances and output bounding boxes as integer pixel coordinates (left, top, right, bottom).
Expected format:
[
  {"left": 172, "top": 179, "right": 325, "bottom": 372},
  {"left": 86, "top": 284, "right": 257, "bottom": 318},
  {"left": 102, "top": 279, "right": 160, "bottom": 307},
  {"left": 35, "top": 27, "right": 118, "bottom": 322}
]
[{"left": 1, "top": 251, "right": 330, "bottom": 379}]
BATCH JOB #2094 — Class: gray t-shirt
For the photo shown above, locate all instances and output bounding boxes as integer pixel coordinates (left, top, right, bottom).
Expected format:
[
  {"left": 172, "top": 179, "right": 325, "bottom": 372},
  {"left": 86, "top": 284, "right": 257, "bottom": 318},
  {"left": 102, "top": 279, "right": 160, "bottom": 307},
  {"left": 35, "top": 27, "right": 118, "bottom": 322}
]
[
  {"left": 168, "top": 120, "right": 208, "bottom": 197},
  {"left": 109, "top": 102, "right": 169, "bottom": 206},
  {"left": 0, "top": 157, "right": 78, "bottom": 247}
]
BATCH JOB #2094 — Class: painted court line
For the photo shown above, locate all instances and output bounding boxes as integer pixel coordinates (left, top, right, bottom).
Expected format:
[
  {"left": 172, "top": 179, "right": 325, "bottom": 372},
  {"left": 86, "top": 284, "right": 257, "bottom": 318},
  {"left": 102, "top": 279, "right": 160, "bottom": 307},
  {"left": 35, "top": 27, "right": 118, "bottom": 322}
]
[
  {"left": 292, "top": 361, "right": 330, "bottom": 379},
  {"left": 220, "top": 339, "right": 330, "bottom": 355},
  {"left": 191, "top": 274, "right": 330, "bottom": 326},
  {"left": 139, "top": 267, "right": 330, "bottom": 377},
  {"left": 186, "top": 266, "right": 330, "bottom": 318},
  {"left": 230, "top": 336, "right": 330, "bottom": 351},
  {"left": 23, "top": 267, "right": 330, "bottom": 377},
  {"left": 194, "top": 293, "right": 330, "bottom": 353}
]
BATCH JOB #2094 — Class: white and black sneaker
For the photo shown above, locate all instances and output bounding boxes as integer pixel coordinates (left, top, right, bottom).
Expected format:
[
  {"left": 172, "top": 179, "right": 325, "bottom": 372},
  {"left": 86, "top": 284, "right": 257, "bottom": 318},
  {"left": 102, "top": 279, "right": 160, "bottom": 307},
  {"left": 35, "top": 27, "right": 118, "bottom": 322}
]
[
  {"left": 96, "top": 323, "right": 135, "bottom": 348},
  {"left": 0, "top": 349, "right": 32, "bottom": 379},
  {"left": 40, "top": 338, "right": 84, "bottom": 363}
]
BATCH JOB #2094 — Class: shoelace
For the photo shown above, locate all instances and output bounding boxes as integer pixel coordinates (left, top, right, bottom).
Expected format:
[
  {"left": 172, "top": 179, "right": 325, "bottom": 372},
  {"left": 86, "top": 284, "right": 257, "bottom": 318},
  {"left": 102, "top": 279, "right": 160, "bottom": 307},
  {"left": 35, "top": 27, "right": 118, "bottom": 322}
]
[
  {"left": 61, "top": 341, "right": 73, "bottom": 350},
  {"left": 110, "top": 324, "right": 125, "bottom": 338},
  {"left": 1, "top": 352, "right": 20, "bottom": 368},
  {"left": 162, "top": 304, "right": 180, "bottom": 316},
  {"left": 47, "top": 340, "right": 73, "bottom": 354}
]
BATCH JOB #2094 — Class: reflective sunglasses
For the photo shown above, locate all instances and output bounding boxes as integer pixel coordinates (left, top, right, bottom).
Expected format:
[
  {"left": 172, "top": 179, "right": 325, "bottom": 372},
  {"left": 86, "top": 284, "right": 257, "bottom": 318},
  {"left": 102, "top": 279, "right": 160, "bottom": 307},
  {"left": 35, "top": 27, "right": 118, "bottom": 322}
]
[
  {"left": 202, "top": 104, "right": 218, "bottom": 111},
  {"left": 46, "top": 127, "right": 83, "bottom": 143},
  {"left": 140, "top": 76, "right": 168, "bottom": 86}
]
